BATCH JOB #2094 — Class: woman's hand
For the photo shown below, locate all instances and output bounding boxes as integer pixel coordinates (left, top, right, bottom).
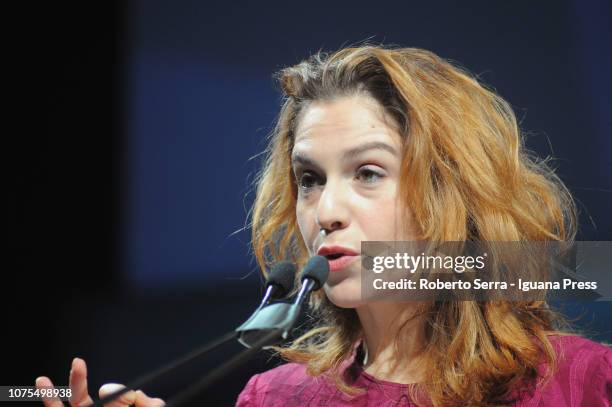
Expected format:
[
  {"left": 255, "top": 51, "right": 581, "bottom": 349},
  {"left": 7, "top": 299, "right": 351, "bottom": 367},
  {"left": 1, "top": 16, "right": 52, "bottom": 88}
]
[{"left": 35, "top": 357, "right": 165, "bottom": 407}]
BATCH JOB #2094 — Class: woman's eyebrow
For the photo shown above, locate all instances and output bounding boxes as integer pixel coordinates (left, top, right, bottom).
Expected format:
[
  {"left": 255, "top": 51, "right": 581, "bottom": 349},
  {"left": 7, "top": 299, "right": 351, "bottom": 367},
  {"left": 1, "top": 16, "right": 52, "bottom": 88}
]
[
  {"left": 291, "top": 154, "right": 322, "bottom": 173},
  {"left": 292, "top": 141, "right": 398, "bottom": 168},
  {"left": 341, "top": 141, "right": 398, "bottom": 161}
]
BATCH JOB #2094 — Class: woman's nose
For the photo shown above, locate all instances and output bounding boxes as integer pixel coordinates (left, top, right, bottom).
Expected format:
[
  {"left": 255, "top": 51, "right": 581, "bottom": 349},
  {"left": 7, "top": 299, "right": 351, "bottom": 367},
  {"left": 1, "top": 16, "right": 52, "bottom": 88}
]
[{"left": 316, "top": 179, "right": 350, "bottom": 233}]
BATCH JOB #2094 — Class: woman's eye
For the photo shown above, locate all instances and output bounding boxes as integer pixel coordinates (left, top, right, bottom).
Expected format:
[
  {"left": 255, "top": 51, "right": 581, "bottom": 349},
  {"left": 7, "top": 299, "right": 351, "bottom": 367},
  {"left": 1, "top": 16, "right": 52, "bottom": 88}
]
[
  {"left": 297, "top": 172, "right": 320, "bottom": 190},
  {"left": 356, "top": 166, "right": 384, "bottom": 184}
]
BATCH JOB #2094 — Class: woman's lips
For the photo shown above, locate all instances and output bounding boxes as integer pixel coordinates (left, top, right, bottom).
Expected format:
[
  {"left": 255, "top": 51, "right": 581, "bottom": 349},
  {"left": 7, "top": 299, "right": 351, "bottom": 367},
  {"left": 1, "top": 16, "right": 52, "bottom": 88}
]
[{"left": 327, "top": 254, "right": 360, "bottom": 272}]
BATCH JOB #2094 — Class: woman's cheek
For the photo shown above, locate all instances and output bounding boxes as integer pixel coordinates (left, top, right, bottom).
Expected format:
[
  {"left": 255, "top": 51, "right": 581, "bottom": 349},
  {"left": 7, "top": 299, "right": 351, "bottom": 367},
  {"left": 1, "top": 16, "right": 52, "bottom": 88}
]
[
  {"left": 296, "top": 204, "right": 316, "bottom": 248},
  {"left": 363, "top": 196, "right": 400, "bottom": 240}
]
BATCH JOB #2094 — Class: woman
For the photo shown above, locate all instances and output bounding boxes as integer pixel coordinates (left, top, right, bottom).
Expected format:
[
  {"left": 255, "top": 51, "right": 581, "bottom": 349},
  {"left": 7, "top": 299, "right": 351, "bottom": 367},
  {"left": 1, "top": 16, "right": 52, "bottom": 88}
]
[
  {"left": 37, "top": 45, "right": 610, "bottom": 406},
  {"left": 236, "top": 45, "right": 610, "bottom": 406}
]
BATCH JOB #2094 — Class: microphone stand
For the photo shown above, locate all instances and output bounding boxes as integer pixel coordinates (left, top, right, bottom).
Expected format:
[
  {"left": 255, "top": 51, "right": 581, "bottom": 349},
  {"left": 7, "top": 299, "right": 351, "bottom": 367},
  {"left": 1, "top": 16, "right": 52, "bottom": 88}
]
[
  {"left": 236, "top": 278, "right": 313, "bottom": 348},
  {"left": 166, "top": 279, "right": 319, "bottom": 406},
  {"left": 89, "top": 291, "right": 294, "bottom": 407},
  {"left": 89, "top": 330, "right": 238, "bottom": 407},
  {"left": 88, "top": 259, "right": 325, "bottom": 407},
  {"left": 165, "top": 329, "right": 282, "bottom": 407}
]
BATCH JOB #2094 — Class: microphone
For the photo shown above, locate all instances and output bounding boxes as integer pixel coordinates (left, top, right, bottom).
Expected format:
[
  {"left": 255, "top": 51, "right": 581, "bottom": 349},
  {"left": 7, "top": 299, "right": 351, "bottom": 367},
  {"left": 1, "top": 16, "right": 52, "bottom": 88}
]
[
  {"left": 291, "top": 255, "right": 329, "bottom": 308},
  {"left": 259, "top": 261, "right": 297, "bottom": 307},
  {"left": 236, "top": 256, "right": 329, "bottom": 348}
]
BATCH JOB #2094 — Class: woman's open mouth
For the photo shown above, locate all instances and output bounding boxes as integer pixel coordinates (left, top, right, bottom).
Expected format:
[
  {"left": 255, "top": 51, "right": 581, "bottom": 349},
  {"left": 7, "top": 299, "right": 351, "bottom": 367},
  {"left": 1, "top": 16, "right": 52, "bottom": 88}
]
[
  {"left": 317, "top": 245, "right": 360, "bottom": 272},
  {"left": 323, "top": 253, "right": 360, "bottom": 272}
]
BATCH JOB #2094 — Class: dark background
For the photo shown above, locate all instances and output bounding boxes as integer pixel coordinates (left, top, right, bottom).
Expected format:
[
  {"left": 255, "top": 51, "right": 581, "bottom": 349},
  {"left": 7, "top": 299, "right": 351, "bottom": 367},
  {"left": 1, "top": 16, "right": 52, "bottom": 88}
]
[{"left": 10, "top": 1, "right": 611, "bottom": 406}]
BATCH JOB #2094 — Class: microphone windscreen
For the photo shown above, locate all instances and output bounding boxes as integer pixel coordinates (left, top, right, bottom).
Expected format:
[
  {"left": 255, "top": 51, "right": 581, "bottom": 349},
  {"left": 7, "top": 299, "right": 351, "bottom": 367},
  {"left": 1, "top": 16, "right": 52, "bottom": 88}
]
[
  {"left": 266, "top": 261, "right": 297, "bottom": 298},
  {"left": 301, "top": 256, "right": 330, "bottom": 291}
]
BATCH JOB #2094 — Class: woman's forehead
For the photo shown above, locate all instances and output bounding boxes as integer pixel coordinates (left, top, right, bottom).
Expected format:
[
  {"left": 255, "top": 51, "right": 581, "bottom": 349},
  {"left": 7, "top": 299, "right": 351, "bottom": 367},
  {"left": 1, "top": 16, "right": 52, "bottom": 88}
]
[{"left": 293, "top": 96, "right": 402, "bottom": 153}]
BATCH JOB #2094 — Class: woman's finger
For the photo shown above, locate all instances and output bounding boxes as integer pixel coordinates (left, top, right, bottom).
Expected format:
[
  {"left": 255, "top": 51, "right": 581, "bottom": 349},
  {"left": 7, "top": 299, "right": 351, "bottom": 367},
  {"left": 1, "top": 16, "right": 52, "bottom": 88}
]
[
  {"left": 134, "top": 390, "right": 165, "bottom": 407},
  {"left": 35, "top": 376, "right": 64, "bottom": 407},
  {"left": 99, "top": 383, "right": 137, "bottom": 407},
  {"left": 69, "top": 358, "right": 94, "bottom": 407}
]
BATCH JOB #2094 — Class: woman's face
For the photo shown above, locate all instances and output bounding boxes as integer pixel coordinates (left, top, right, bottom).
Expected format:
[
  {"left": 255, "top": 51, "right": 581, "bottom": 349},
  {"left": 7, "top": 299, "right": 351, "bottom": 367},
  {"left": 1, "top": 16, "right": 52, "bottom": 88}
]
[{"left": 292, "top": 95, "right": 419, "bottom": 308}]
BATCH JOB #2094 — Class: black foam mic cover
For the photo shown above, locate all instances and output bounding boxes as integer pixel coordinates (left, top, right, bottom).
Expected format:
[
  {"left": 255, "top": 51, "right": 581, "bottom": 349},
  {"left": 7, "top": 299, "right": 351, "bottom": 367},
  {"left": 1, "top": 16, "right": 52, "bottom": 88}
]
[
  {"left": 266, "top": 261, "right": 297, "bottom": 299},
  {"left": 301, "top": 255, "right": 330, "bottom": 291}
]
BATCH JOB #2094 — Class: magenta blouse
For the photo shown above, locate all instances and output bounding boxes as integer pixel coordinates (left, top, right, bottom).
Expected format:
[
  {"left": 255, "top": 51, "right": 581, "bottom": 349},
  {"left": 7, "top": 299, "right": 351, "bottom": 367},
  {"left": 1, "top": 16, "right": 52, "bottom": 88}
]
[{"left": 236, "top": 335, "right": 611, "bottom": 406}]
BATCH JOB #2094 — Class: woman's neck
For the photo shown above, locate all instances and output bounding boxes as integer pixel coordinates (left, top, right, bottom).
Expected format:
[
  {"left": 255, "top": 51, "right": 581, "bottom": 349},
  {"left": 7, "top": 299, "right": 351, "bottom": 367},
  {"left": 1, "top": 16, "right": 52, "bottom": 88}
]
[{"left": 356, "top": 301, "right": 426, "bottom": 384}]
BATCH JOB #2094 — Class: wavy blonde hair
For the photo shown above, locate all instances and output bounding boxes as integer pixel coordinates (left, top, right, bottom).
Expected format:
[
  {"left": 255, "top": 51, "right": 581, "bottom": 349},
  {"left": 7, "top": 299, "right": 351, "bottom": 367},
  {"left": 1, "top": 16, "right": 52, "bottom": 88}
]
[{"left": 248, "top": 45, "right": 577, "bottom": 406}]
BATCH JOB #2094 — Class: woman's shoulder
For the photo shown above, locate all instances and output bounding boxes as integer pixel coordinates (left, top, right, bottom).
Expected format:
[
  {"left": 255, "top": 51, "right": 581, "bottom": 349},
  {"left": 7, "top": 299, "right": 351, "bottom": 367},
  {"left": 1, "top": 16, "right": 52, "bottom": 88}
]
[
  {"left": 235, "top": 335, "right": 611, "bottom": 406},
  {"left": 521, "top": 334, "right": 611, "bottom": 406},
  {"left": 548, "top": 334, "right": 610, "bottom": 372},
  {"left": 244, "top": 362, "right": 314, "bottom": 389},
  {"left": 549, "top": 333, "right": 610, "bottom": 353},
  {"left": 235, "top": 362, "right": 333, "bottom": 407}
]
